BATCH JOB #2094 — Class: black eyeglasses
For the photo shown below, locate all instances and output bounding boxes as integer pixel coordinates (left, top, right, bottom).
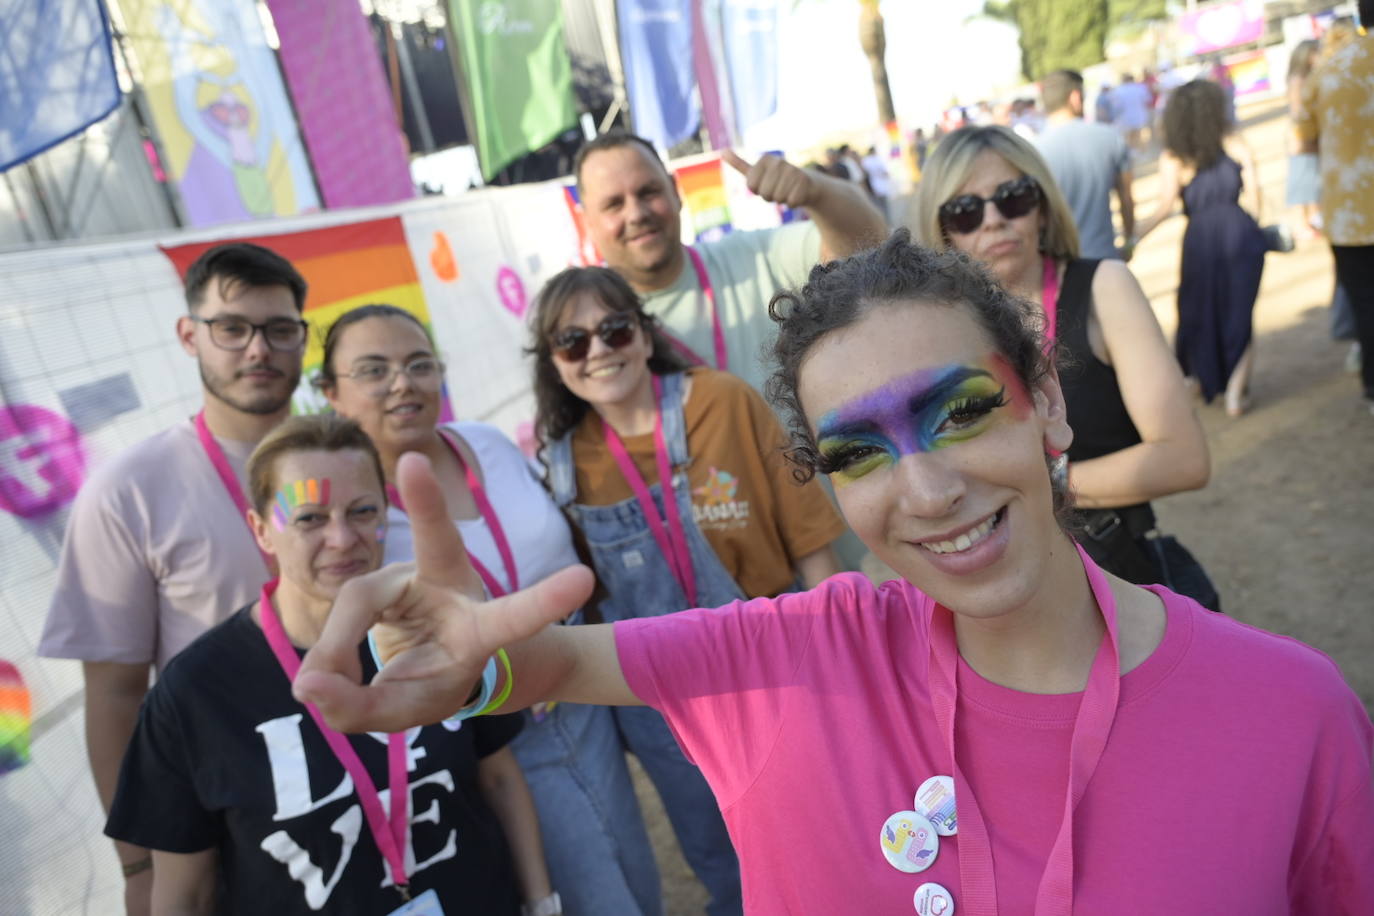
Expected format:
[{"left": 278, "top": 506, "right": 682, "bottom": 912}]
[
  {"left": 938, "top": 176, "right": 1042, "bottom": 235},
  {"left": 192, "top": 316, "right": 309, "bottom": 351},
  {"left": 550, "top": 312, "right": 639, "bottom": 362}
]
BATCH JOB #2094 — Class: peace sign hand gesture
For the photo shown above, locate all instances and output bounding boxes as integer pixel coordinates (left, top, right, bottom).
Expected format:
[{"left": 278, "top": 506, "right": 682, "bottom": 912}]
[{"left": 293, "top": 452, "right": 594, "bottom": 734}]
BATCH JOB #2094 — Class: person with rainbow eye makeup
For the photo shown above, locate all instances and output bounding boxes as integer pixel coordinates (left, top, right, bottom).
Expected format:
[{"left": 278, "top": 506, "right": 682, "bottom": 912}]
[
  {"left": 912, "top": 125, "right": 1216, "bottom": 608},
  {"left": 291, "top": 234, "right": 1374, "bottom": 916},
  {"left": 104, "top": 414, "right": 555, "bottom": 915}
]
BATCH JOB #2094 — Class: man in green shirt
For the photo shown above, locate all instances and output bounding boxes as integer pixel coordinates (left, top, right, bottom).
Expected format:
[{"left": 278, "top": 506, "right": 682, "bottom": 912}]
[{"left": 573, "top": 132, "right": 887, "bottom": 392}]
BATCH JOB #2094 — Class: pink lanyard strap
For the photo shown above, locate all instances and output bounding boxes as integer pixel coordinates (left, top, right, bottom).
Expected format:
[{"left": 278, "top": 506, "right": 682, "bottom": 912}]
[
  {"left": 601, "top": 376, "right": 698, "bottom": 607},
  {"left": 386, "top": 430, "right": 518, "bottom": 598},
  {"left": 661, "top": 247, "right": 728, "bottom": 372},
  {"left": 193, "top": 411, "right": 274, "bottom": 574},
  {"left": 1041, "top": 256, "right": 1060, "bottom": 346},
  {"left": 926, "top": 543, "right": 1121, "bottom": 916},
  {"left": 258, "top": 581, "right": 411, "bottom": 892}
]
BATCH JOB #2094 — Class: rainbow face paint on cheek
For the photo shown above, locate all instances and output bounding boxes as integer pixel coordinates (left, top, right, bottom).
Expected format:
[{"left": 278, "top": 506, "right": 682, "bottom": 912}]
[
  {"left": 272, "top": 478, "right": 332, "bottom": 530},
  {"left": 816, "top": 358, "right": 1027, "bottom": 485}
]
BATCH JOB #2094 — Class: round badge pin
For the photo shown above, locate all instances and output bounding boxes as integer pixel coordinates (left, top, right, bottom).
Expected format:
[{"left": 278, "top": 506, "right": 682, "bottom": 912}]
[
  {"left": 879, "top": 810, "right": 940, "bottom": 873},
  {"left": 915, "top": 774, "right": 958, "bottom": 836},
  {"left": 914, "top": 881, "right": 955, "bottom": 915}
]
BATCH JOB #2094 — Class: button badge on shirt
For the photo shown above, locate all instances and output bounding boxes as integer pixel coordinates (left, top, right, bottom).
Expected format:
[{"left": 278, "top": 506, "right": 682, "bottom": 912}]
[
  {"left": 913, "top": 881, "right": 954, "bottom": 915},
  {"left": 880, "top": 810, "right": 940, "bottom": 873},
  {"left": 915, "top": 774, "right": 958, "bottom": 836}
]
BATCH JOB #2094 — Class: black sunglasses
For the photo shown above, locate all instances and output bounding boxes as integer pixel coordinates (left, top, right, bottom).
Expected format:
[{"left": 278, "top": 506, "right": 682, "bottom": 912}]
[
  {"left": 939, "top": 176, "right": 1042, "bottom": 235},
  {"left": 550, "top": 312, "right": 639, "bottom": 362}
]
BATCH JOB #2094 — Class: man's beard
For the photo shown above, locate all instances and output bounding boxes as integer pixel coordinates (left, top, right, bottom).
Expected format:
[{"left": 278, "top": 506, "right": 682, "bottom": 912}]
[{"left": 200, "top": 360, "right": 300, "bottom": 416}]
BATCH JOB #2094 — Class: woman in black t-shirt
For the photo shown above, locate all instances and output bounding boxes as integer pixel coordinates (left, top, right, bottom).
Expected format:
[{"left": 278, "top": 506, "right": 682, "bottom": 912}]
[{"left": 106, "top": 414, "right": 557, "bottom": 915}]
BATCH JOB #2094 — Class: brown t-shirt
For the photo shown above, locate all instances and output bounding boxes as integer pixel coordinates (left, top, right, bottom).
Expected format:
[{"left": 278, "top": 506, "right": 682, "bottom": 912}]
[{"left": 570, "top": 368, "right": 846, "bottom": 598}]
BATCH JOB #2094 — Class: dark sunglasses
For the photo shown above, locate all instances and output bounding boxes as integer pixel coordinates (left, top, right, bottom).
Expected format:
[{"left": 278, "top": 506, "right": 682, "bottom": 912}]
[
  {"left": 550, "top": 312, "right": 639, "bottom": 362},
  {"left": 938, "top": 176, "right": 1042, "bottom": 235}
]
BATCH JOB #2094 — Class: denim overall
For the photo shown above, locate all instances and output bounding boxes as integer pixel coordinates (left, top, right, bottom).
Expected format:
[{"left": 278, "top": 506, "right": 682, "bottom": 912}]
[{"left": 547, "top": 371, "right": 745, "bottom": 916}]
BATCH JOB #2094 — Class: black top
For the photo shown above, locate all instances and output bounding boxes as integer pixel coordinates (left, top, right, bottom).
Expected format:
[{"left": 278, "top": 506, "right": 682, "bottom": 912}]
[
  {"left": 1055, "top": 259, "right": 1153, "bottom": 522},
  {"left": 106, "top": 607, "right": 523, "bottom": 915}
]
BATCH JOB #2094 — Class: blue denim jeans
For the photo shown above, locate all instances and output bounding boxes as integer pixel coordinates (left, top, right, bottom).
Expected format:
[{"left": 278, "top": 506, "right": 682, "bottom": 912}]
[
  {"left": 511, "top": 702, "right": 662, "bottom": 915},
  {"left": 547, "top": 371, "right": 744, "bottom": 916}
]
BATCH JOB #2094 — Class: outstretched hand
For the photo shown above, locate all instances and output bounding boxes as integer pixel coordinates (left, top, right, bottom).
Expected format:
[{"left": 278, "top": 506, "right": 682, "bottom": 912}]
[
  {"left": 293, "top": 452, "right": 594, "bottom": 733},
  {"left": 723, "top": 150, "right": 817, "bottom": 209}
]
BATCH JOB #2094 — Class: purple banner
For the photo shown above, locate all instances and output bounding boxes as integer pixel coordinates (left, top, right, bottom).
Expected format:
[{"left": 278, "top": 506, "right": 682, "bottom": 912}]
[
  {"left": 619, "top": 0, "right": 698, "bottom": 150},
  {"left": 1178, "top": 0, "right": 1265, "bottom": 57},
  {"left": 266, "top": 0, "right": 414, "bottom": 208}
]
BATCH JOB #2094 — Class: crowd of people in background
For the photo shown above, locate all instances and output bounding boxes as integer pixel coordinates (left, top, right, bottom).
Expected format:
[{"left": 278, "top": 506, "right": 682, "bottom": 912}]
[{"left": 27, "top": 5, "right": 1374, "bottom": 914}]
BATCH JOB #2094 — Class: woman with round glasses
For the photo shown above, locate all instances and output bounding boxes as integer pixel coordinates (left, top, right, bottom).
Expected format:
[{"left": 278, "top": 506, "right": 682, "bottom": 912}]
[
  {"left": 911, "top": 126, "right": 1213, "bottom": 605},
  {"left": 529, "top": 266, "right": 848, "bottom": 915},
  {"left": 1133, "top": 79, "right": 1268, "bottom": 418},
  {"left": 320, "top": 304, "right": 656, "bottom": 916},
  {"left": 293, "top": 235, "right": 1374, "bottom": 916}
]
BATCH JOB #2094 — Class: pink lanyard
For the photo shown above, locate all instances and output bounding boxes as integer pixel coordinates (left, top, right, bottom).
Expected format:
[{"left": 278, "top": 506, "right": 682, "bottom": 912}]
[
  {"left": 386, "top": 429, "right": 519, "bottom": 598},
  {"left": 258, "top": 580, "right": 412, "bottom": 896},
  {"left": 1041, "top": 256, "right": 1060, "bottom": 346},
  {"left": 193, "top": 411, "right": 274, "bottom": 574},
  {"left": 926, "top": 544, "right": 1121, "bottom": 916},
  {"left": 661, "top": 247, "right": 728, "bottom": 372},
  {"left": 601, "top": 375, "right": 698, "bottom": 607}
]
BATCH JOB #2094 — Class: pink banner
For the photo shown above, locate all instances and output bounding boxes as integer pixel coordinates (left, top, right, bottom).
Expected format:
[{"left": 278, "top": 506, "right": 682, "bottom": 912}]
[
  {"left": 1178, "top": 0, "right": 1266, "bottom": 57},
  {"left": 266, "top": 0, "right": 414, "bottom": 208}
]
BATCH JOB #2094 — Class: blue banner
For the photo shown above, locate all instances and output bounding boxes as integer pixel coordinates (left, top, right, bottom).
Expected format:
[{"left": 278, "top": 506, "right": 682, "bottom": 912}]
[
  {"left": 618, "top": 0, "right": 698, "bottom": 150},
  {"left": 720, "top": 0, "right": 780, "bottom": 136},
  {"left": 0, "top": 0, "right": 120, "bottom": 171}
]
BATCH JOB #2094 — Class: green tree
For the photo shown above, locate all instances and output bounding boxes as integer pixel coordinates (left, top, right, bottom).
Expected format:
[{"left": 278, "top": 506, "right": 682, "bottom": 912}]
[{"left": 980, "top": 0, "right": 1110, "bottom": 81}]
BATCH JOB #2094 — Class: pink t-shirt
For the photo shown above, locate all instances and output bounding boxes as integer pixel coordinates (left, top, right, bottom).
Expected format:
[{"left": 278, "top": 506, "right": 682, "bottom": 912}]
[
  {"left": 616, "top": 573, "right": 1374, "bottom": 915},
  {"left": 40, "top": 420, "right": 267, "bottom": 671}
]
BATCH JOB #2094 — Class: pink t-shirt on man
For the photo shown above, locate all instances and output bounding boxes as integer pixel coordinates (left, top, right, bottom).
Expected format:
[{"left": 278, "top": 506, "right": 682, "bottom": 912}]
[
  {"left": 40, "top": 419, "right": 268, "bottom": 671},
  {"left": 617, "top": 572, "right": 1374, "bottom": 915}
]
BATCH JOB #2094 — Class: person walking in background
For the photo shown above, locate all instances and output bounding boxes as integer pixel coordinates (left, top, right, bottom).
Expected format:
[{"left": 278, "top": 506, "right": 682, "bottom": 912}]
[
  {"left": 1296, "top": 1, "right": 1374, "bottom": 413},
  {"left": 1135, "top": 80, "right": 1268, "bottom": 418},
  {"left": 1094, "top": 82, "right": 1115, "bottom": 124},
  {"left": 321, "top": 305, "right": 659, "bottom": 916},
  {"left": 573, "top": 131, "right": 885, "bottom": 394},
  {"left": 912, "top": 126, "right": 1212, "bottom": 603},
  {"left": 1284, "top": 40, "right": 1323, "bottom": 239},
  {"left": 38, "top": 243, "right": 308, "bottom": 916},
  {"left": 1111, "top": 74, "right": 1153, "bottom": 152},
  {"left": 861, "top": 145, "right": 893, "bottom": 220},
  {"left": 1035, "top": 70, "right": 1136, "bottom": 260}
]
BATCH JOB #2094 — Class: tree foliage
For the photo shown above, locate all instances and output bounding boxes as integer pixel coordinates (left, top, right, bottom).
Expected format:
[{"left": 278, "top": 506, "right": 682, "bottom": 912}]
[{"left": 981, "top": 0, "right": 1167, "bottom": 82}]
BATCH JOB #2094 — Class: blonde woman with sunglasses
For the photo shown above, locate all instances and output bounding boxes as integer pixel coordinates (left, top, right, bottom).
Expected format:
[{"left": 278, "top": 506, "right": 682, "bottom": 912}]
[
  {"left": 527, "top": 266, "right": 847, "bottom": 915},
  {"left": 912, "top": 126, "right": 1213, "bottom": 606}
]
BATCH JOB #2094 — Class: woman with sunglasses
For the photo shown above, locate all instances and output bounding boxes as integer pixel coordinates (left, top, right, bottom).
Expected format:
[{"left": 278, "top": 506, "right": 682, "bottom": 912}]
[
  {"left": 1133, "top": 79, "right": 1269, "bottom": 418},
  {"left": 104, "top": 414, "right": 550, "bottom": 914},
  {"left": 529, "top": 266, "right": 848, "bottom": 916},
  {"left": 320, "top": 305, "right": 657, "bottom": 916},
  {"left": 295, "top": 235, "right": 1374, "bottom": 916},
  {"left": 912, "top": 126, "right": 1213, "bottom": 604}
]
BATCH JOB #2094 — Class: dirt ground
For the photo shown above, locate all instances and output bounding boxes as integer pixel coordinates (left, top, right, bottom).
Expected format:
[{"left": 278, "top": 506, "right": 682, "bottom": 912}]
[{"left": 638, "top": 95, "right": 1374, "bottom": 914}]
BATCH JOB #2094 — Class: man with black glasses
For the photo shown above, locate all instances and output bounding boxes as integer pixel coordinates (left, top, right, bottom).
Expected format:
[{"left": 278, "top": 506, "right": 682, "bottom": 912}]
[{"left": 39, "top": 242, "right": 307, "bottom": 915}]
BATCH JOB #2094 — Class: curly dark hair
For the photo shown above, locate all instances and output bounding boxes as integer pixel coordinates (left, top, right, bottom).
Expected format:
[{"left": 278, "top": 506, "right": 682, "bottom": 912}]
[
  {"left": 1161, "top": 79, "right": 1231, "bottom": 170},
  {"left": 765, "top": 228, "right": 1072, "bottom": 517},
  {"left": 528, "top": 267, "right": 691, "bottom": 449}
]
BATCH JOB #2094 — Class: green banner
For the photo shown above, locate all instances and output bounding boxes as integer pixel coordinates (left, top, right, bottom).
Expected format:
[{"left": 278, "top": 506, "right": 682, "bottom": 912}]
[{"left": 448, "top": 0, "right": 578, "bottom": 180}]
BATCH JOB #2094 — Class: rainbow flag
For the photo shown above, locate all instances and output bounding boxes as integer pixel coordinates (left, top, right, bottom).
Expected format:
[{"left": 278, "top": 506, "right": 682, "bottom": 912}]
[
  {"left": 0, "top": 660, "right": 31, "bottom": 774},
  {"left": 161, "top": 217, "right": 453, "bottom": 419},
  {"left": 675, "top": 157, "right": 733, "bottom": 244}
]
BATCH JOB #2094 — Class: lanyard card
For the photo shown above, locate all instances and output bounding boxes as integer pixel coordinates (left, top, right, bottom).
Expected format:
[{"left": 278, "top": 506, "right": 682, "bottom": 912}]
[{"left": 387, "top": 888, "right": 444, "bottom": 916}]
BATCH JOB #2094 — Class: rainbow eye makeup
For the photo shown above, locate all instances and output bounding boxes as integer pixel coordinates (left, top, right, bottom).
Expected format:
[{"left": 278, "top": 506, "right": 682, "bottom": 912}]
[
  {"left": 273, "top": 478, "right": 332, "bottom": 530},
  {"left": 816, "top": 358, "right": 1029, "bottom": 485}
]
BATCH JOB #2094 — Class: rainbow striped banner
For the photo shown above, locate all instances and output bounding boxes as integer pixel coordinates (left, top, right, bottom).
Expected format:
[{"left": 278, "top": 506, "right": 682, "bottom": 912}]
[
  {"left": 161, "top": 217, "right": 454, "bottom": 420},
  {"left": 674, "top": 157, "right": 733, "bottom": 244},
  {"left": 0, "top": 660, "right": 31, "bottom": 774}
]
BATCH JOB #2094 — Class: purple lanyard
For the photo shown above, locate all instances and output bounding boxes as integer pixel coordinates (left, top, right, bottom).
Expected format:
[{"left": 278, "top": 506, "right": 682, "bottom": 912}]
[
  {"left": 1042, "top": 256, "right": 1060, "bottom": 347},
  {"left": 661, "top": 246, "right": 728, "bottom": 372},
  {"left": 258, "top": 580, "right": 412, "bottom": 897},
  {"left": 386, "top": 429, "right": 519, "bottom": 598},
  {"left": 601, "top": 376, "right": 698, "bottom": 607},
  {"left": 193, "top": 411, "right": 274, "bottom": 574},
  {"left": 925, "top": 543, "right": 1121, "bottom": 916}
]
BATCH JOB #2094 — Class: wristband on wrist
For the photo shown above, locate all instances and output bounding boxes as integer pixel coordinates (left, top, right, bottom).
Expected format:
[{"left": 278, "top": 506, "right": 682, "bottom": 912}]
[
  {"left": 476, "top": 649, "right": 513, "bottom": 715},
  {"left": 121, "top": 856, "right": 153, "bottom": 878},
  {"left": 522, "top": 891, "right": 562, "bottom": 916}
]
